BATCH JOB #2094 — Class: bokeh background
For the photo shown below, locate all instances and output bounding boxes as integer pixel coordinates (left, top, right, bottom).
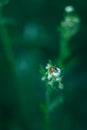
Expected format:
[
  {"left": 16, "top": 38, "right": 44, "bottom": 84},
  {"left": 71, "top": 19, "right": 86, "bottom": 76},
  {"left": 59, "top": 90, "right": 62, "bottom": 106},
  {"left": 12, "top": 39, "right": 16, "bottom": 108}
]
[{"left": 0, "top": 0, "right": 87, "bottom": 130}]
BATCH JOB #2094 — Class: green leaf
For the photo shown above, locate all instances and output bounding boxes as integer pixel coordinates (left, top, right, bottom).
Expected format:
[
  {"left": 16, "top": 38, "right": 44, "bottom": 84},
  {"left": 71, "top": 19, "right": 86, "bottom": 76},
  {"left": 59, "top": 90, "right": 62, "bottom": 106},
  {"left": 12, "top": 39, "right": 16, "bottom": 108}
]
[
  {"left": 0, "top": 0, "right": 9, "bottom": 8},
  {"left": 39, "top": 64, "right": 46, "bottom": 75}
]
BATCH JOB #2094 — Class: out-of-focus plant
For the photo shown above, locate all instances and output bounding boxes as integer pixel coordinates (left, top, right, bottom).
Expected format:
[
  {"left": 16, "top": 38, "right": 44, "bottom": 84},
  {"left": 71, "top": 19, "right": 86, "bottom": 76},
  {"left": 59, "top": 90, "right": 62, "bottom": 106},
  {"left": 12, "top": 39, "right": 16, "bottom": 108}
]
[
  {"left": 0, "top": 0, "right": 9, "bottom": 9},
  {"left": 40, "top": 5, "right": 80, "bottom": 130},
  {"left": 58, "top": 5, "right": 80, "bottom": 65},
  {"left": 59, "top": 6, "right": 80, "bottom": 39},
  {"left": 0, "top": 0, "right": 15, "bottom": 71}
]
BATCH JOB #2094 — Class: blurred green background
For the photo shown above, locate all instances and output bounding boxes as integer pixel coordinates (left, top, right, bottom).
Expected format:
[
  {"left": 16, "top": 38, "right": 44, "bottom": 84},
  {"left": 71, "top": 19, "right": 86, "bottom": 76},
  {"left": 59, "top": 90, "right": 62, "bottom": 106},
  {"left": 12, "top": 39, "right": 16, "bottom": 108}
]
[{"left": 0, "top": 0, "right": 87, "bottom": 130}]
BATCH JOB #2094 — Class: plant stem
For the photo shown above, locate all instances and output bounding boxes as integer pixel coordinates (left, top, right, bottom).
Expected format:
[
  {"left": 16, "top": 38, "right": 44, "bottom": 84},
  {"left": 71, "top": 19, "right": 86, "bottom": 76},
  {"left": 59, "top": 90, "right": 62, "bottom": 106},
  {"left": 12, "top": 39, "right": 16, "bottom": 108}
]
[
  {"left": 45, "top": 86, "right": 51, "bottom": 130},
  {"left": 58, "top": 38, "right": 70, "bottom": 65},
  {"left": 0, "top": 10, "right": 15, "bottom": 71}
]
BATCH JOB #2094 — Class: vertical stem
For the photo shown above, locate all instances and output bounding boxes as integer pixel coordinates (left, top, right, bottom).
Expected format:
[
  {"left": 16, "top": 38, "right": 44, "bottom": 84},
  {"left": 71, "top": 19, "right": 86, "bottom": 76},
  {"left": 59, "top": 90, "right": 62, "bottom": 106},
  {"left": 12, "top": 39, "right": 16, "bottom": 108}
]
[
  {"left": 58, "top": 38, "right": 70, "bottom": 65},
  {"left": 45, "top": 86, "right": 51, "bottom": 130},
  {"left": 0, "top": 10, "right": 15, "bottom": 71}
]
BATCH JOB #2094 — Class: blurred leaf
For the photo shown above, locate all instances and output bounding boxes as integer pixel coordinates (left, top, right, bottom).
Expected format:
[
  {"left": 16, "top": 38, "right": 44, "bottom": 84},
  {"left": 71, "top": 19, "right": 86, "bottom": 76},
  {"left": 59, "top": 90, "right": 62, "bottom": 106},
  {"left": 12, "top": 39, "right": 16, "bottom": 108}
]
[
  {"left": 0, "top": 0, "right": 9, "bottom": 8},
  {"left": 39, "top": 64, "right": 46, "bottom": 75},
  {"left": 40, "top": 102, "right": 47, "bottom": 114}
]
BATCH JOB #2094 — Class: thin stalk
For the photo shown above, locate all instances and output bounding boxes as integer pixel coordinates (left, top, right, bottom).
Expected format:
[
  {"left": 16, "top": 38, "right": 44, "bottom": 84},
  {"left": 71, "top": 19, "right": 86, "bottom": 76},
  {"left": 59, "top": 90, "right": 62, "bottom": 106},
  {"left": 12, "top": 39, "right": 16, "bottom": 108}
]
[
  {"left": 0, "top": 10, "right": 32, "bottom": 129},
  {"left": 0, "top": 10, "right": 15, "bottom": 71},
  {"left": 58, "top": 38, "right": 70, "bottom": 65},
  {"left": 45, "top": 86, "right": 51, "bottom": 130}
]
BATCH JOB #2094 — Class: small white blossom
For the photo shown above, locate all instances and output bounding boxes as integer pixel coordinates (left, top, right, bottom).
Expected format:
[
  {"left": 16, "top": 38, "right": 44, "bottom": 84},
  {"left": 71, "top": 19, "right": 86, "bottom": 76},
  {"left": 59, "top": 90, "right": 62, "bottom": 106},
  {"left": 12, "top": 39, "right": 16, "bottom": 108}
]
[
  {"left": 59, "top": 83, "right": 64, "bottom": 89},
  {"left": 48, "top": 81, "right": 53, "bottom": 86},
  {"left": 65, "top": 6, "right": 74, "bottom": 13},
  {"left": 55, "top": 77, "right": 61, "bottom": 81},
  {"left": 47, "top": 73, "right": 53, "bottom": 80},
  {"left": 46, "top": 64, "right": 51, "bottom": 69},
  {"left": 60, "top": 15, "right": 80, "bottom": 38},
  {"left": 41, "top": 76, "right": 46, "bottom": 81},
  {"left": 52, "top": 68, "right": 61, "bottom": 77}
]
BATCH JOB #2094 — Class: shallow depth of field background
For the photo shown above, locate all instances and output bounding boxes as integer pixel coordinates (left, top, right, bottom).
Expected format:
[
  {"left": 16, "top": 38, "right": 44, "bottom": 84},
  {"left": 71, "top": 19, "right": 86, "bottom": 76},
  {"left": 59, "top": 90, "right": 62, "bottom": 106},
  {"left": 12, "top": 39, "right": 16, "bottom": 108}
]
[{"left": 0, "top": 0, "right": 87, "bottom": 130}]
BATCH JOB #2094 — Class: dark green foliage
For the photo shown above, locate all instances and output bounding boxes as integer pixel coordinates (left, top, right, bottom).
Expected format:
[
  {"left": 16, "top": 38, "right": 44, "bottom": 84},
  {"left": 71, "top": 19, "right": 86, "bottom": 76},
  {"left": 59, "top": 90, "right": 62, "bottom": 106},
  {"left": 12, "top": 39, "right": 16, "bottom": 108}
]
[{"left": 0, "top": 0, "right": 87, "bottom": 130}]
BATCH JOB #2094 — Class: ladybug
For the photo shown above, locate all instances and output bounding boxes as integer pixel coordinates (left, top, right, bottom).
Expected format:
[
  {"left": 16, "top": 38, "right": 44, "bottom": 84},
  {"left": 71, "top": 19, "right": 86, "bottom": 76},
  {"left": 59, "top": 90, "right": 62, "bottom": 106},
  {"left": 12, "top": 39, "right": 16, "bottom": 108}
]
[
  {"left": 50, "top": 66, "right": 60, "bottom": 74},
  {"left": 49, "top": 66, "right": 55, "bottom": 72}
]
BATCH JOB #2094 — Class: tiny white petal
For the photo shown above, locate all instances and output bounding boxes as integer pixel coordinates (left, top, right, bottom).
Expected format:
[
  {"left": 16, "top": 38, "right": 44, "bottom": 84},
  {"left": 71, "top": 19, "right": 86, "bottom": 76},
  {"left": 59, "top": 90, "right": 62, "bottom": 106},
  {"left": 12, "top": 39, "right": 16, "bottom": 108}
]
[
  {"left": 48, "top": 81, "right": 53, "bottom": 86},
  {"left": 56, "top": 77, "right": 61, "bottom": 81},
  {"left": 47, "top": 73, "right": 52, "bottom": 80},
  {"left": 53, "top": 72, "right": 59, "bottom": 77},
  {"left": 57, "top": 68, "right": 61, "bottom": 73},
  {"left": 41, "top": 76, "right": 46, "bottom": 81},
  {"left": 59, "top": 83, "right": 64, "bottom": 89},
  {"left": 46, "top": 64, "right": 51, "bottom": 69},
  {"left": 52, "top": 67, "right": 61, "bottom": 77}
]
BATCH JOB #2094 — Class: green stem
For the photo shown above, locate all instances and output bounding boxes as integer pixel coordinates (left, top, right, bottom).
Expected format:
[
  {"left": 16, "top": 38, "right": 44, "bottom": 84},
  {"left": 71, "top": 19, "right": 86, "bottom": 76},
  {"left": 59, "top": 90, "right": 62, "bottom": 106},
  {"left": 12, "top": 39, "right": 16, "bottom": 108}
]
[
  {"left": 0, "top": 10, "right": 15, "bottom": 71},
  {"left": 57, "top": 37, "right": 71, "bottom": 67},
  {"left": 45, "top": 86, "right": 51, "bottom": 130}
]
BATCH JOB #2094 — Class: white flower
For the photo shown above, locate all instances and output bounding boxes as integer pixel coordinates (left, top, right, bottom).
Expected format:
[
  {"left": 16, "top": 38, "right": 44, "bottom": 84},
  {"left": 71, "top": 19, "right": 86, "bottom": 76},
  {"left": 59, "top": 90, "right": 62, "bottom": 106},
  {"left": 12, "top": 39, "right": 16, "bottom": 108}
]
[
  {"left": 47, "top": 73, "right": 53, "bottom": 80},
  {"left": 46, "top": 64, "right": 51, "bottom": 69},
  {"left": 52, "top": 68, "right": 61, "bottom": 77},
  {"left": 65, "top": 6, "right": 74, "bottom": 13}
]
